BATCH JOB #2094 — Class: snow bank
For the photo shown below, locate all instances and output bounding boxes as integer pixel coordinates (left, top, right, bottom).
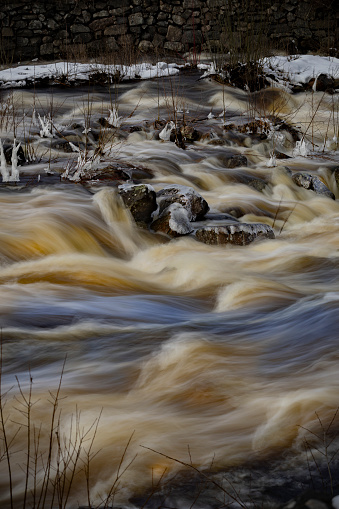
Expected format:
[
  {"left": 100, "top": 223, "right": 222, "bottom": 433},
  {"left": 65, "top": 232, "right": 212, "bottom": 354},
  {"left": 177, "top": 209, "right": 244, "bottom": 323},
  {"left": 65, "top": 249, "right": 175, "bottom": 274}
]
[
  {"left": 263, "top": 54, "right": 339, "bottom": 86},
  {"left": 0, "top": 61, "right": 180, "bottom": 88},
  {"left": 199, "top": 54, "right": 339, "bottom": 89}
]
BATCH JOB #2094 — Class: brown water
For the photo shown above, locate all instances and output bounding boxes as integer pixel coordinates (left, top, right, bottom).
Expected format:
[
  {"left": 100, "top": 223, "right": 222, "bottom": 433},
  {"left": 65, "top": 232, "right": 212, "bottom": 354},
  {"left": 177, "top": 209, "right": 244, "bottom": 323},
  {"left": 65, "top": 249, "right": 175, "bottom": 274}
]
[{"left": 0, "top": 71, "right": 339, "bottom": 508}]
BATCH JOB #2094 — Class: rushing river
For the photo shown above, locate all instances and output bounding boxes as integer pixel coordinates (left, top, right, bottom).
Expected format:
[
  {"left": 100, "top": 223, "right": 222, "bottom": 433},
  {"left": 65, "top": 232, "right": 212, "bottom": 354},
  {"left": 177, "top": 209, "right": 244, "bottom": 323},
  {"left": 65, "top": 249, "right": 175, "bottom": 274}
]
[{"left": 0, "top": 68, "right": 339, "bottom": 508}]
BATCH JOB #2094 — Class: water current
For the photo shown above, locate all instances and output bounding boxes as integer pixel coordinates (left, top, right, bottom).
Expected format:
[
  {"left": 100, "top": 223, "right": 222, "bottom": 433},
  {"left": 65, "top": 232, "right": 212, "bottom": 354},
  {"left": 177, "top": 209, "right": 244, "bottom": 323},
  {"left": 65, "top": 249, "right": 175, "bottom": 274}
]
[{"left": 0, "top": 69, "right": 339, "bottom": 508}]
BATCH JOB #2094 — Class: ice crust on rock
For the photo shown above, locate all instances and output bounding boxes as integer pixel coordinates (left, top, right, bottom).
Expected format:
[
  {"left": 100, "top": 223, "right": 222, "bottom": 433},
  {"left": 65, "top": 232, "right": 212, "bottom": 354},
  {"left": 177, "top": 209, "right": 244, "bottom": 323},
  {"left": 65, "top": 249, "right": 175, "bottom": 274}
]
[
  {"left": 151, "top": 202, "right": 193, "bottom": 237},
  {"left": 119, "top": 182, "right": 155, "bottom": 193},
  {"left": 168, "top": 203, "right": 193, "bottom": 234},
  {"left": 194, "top": 223, "right": 275, "bottom": 246},
  {"left": 156, "top": 184, "right": 209, "bottom": 221}
]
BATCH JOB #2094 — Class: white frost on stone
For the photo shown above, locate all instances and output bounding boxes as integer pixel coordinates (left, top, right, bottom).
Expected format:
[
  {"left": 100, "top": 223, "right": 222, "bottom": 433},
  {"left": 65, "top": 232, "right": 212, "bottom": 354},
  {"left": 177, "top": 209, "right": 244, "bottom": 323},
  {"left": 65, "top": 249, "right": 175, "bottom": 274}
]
[
  {"left": 167, "top": 203, "right": 193, "bottom": 235},
  {"left": 158, "top": 184, "right": 207, "bottom": 221},
  {"left": 118, "top": 183, "right": 155, "bottom": 193},
  {"left": 161, "top": 184, "right": 200, "bottom": 197},
  {"left": 159, "top": 121, "right": 175, "bottom": 141},
  {"left": 202, "top": 223, "right": 273, "bottom": 236}
]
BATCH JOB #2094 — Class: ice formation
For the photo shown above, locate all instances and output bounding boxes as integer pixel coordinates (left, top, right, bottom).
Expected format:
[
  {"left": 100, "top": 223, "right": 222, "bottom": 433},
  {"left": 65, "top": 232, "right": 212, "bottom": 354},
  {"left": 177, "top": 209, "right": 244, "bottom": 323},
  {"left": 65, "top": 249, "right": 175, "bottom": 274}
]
[
  {"left": 106, "top": 107, "right": 122, "bottom": 128},
  {"left": 159, "top": 121, "right": 175, "bottom": 141}
]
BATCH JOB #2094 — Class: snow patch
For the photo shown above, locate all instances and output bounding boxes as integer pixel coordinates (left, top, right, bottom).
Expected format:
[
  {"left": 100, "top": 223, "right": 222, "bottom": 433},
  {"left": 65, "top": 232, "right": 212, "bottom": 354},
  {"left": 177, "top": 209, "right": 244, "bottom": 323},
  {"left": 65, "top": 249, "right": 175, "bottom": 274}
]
[{"left": 0, "top": 61, "right": 180, "bottom": 88}]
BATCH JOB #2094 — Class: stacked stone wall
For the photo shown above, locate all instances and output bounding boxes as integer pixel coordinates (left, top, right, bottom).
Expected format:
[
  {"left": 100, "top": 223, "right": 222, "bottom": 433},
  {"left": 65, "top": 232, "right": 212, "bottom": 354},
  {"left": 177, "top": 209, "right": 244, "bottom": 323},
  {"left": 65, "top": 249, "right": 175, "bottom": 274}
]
[{"left": 0, "top": 0, "right": 338, "bottom": 63}]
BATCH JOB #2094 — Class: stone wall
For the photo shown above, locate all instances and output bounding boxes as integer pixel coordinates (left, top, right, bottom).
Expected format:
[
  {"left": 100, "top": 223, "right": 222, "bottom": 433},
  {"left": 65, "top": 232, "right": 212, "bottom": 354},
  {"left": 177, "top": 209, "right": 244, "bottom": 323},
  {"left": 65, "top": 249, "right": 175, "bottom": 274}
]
[{"left": 0, "top": 0, "right": 338, "bottom": 63}]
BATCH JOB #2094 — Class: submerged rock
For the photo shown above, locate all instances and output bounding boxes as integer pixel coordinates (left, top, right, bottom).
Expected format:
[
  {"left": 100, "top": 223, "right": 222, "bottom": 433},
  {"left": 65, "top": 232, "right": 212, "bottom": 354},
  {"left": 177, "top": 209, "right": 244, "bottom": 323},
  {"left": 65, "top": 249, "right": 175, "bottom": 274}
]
[
  {"left": 156, "top": 184, "right": 209, "bottom": 221},
  {"left": 194, "top": 223, "right": 275, "bottom": 246},
  {"left": 274, "top": 150, "right": 291, "bottom": 159},
  {"left": 118, "top": 183, "right": 157, "bottom": 226},
  {"left": 151, "top": 203, "right": 193, "bottom": 237},
  {"left": 207, "top": 138, "right": 230, "bottom": 146},
  {"left": 247, "top": 177, "right": 267, "bottom": 192},
  {"left": 292, "top": 172, "right": 335, "bottom": 200},
  {"left": 223, "top": 154, "right": 248, "bottom": 168}
]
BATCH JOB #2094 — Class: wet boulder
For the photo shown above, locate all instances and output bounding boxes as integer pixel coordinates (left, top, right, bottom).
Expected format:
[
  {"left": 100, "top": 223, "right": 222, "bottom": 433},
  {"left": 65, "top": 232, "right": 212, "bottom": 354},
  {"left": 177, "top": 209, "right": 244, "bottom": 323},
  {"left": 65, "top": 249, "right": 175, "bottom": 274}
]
[
  {"left": 151, "top": 203, "right": 193, "bottom": 238},
  {"left": 194, "top": 223, "right": 275, "bottom": 246},
  {"left": 169, "top": 128, "right": 186, "bottom": 149},
  {"left": 311, "top": 177, "right": 335, "bottom": 199},
  {"left": 180, "top": 125, "right": 201, "bottom": 142},
  {"left": 292, "top": 172, "right": 335, "bottom": 200},
  {"left": 156, "top": 184, "right": 209, "bottom": 221},
  {"left": 118, "top": 183, "right": 157, "bottom": 226},
  {"left": 247, "top": 178, "right": 267, "bottom": 193},
  {"left": 274, "top": 150, "right": 291, "bottom": 159},
  {"left": 221, "top": 153, "right": 248, "bottom": 168},
  {"left": 80, "top": 166, "right": 130, "bottom": 187},
  {"left": 207, "top": 138, "right": 230, "bottom": 146}
]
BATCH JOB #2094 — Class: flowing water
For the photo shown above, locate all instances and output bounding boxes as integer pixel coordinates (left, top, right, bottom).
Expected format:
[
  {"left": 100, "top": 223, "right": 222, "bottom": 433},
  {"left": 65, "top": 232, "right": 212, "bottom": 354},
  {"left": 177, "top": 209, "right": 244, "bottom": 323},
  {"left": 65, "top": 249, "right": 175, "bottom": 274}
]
[{"left": 0, "top": 69, "right": 339, "bottom": 508}]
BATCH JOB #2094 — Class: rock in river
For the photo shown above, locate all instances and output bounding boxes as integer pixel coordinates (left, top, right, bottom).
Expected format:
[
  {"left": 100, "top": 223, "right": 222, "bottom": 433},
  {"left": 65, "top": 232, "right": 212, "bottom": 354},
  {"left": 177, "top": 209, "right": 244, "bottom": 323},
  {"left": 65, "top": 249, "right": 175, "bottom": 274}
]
[
  {"left": 194, "top": 223, "right": 275, "bottom": 246},
  {"left": 151, "top": 203, "right": 193, "bottom": 237},
  {"left": 292, "top": 172, "right": 335, "bottom": 200},
  {"left": 156, "top": 184, "right": 209, "bottom": 221},
  {"left": 118, "top": 183, "right": 157, "bottom": 226}
]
